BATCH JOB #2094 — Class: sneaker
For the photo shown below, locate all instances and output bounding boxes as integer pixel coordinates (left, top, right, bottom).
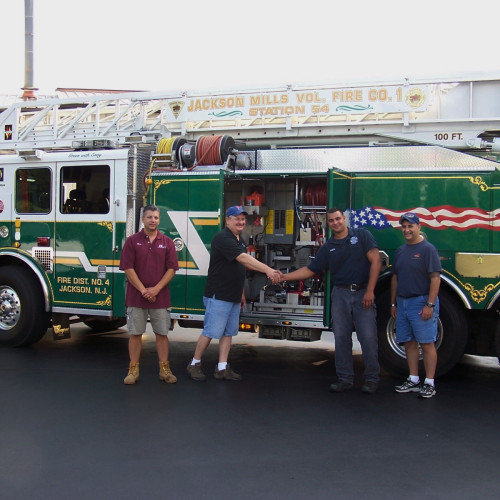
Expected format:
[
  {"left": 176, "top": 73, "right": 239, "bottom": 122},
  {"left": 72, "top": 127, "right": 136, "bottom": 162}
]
[
  {"left": 395, "top": 377, "right": 421, "bottom": 393},
  {"left": 214, "top": 364, "right": 242, "bottom": 381},
  {"left": 418, "top": 383, "right": 436, "bottom": 399},
  {"left": 187, "top": 362, "right": 206, "bottom": 382},
  {"left": 124, "top": 362, "right": 139, "bottom": 385},
  {"left": 362, "top": 381, "right": 379, "bottom": 394},
  {"left": 159, "top": 361, "right": 177, "bottom": 384},
  {"left": 329, "top": 381, "right": 354, "bottom": 392}
]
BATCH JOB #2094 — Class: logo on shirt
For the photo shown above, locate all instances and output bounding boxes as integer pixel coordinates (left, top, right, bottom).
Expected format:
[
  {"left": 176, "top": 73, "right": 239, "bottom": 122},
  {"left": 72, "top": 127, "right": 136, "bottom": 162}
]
[
  {"left": 412, "top": 253, "right": 421, "bottom": 259},
  {"left": 158, "top": 244, "right": 167, "bottom": 249},
  {"left": 350, "top": 236, "right": 358, "bottom": 245}
]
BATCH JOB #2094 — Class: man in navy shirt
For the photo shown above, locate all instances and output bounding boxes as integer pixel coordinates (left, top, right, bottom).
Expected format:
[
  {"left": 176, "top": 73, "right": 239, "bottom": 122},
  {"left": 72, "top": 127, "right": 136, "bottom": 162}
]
[
  {"left": 281, "top": 208, "right": 381, "bottom": 393},
  {"left": 391, "top": 212, "right": 441, "bottom": 399}
]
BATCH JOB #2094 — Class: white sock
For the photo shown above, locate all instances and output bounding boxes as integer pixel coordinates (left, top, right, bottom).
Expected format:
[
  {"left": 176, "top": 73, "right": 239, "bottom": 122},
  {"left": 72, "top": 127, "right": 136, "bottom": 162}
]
[
  {"left": 218, "top": 362, "right": 227, "bottom": 371},
  {"left": 410, "top": 375, "right": 420, "bottom": 384},
  {"left": 424, "top": 378, "right": 435, "bottom": 386},
  {"left": 191, "top": 358, "right": 201, "bottom": 366}
]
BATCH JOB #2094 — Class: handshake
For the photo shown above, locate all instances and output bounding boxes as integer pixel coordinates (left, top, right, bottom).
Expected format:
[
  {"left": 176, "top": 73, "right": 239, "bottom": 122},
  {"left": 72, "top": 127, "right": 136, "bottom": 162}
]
[{"left": 267, "top": 269, "right": 285, "bottom": 284}]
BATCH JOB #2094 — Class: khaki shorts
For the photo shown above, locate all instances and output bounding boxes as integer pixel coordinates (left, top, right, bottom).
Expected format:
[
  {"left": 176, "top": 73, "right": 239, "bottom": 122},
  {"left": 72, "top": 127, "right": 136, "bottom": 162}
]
[{"left": 126, "top": 307, "right": 171, "bottom": 336}]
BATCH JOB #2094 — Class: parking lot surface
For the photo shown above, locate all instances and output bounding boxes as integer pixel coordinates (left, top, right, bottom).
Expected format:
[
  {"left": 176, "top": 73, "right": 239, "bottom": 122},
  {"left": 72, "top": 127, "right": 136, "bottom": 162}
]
[{"left": 1, "top": 324, "right": 499, "bottom": 499}]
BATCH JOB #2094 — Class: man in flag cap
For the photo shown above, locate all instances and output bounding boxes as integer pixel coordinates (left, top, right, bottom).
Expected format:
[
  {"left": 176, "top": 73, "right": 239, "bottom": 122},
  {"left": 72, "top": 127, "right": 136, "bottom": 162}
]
[{"left": 391, "top": 212, "right": 442, "bottom": 399}]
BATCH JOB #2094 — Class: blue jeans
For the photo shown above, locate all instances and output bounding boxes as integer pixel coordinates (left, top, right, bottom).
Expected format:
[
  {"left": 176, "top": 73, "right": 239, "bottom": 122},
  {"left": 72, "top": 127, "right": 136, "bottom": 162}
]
[{"left": 331, "top": 287, "right": 380, "bottom": 384}]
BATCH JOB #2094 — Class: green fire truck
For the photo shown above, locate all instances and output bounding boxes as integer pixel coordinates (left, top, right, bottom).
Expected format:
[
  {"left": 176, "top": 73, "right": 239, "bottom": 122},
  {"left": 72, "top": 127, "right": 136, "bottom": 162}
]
[{"left": 0, "top": 76, "right": 499, "bottom": 375}]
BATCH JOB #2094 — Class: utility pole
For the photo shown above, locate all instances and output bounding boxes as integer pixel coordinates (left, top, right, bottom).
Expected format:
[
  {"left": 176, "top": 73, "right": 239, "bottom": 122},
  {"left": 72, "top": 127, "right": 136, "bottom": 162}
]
[{"left": 22, "top": 0, "right": 37, "bottom": 100}]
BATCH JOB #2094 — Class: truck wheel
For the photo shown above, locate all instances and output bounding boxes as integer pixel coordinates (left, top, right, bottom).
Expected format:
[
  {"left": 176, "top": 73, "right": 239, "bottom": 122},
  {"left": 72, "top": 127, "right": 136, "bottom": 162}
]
[
  {"left": 83, "top": 317, "right": 126, "bottom": 333},
  {"left": 0, "top": 267, "right": 49, "bottom": 347},
  {"left": 376, "top": 288, "right": 468, "bottom": 377}
]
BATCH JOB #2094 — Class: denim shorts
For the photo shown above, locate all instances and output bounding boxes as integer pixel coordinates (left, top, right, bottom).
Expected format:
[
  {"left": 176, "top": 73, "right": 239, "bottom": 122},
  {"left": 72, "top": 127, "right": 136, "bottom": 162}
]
[
  {"left": 201, "top": 295, "right": 241, "bottom": 339},
  {"left": 395, "top": 296, "right": 439, "bottom": 344},
  {"left": 126, "top": 306, "right": 171, "bottom": 336}
]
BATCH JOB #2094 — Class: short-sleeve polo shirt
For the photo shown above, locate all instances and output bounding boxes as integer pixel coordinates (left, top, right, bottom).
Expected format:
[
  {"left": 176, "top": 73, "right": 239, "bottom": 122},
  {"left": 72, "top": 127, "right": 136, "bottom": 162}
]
[
  {"left": 120, "top": 229, "right": 179, "bottom": 308},
  {"left": 204, "top": 227, "right": 247, "bottom": 303}
]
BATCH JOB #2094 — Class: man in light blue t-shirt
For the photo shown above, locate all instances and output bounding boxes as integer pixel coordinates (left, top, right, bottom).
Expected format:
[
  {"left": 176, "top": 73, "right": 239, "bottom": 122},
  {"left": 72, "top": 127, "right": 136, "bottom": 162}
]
[{"left": 390, "top": 212, "right": 441, "bottom": 399}]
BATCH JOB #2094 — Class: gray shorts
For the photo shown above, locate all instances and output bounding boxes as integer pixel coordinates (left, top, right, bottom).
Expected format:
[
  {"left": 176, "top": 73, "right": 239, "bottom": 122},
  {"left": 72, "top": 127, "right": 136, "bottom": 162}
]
[{"left": 126, "top": 307, "right": 171, "bottom": 336}]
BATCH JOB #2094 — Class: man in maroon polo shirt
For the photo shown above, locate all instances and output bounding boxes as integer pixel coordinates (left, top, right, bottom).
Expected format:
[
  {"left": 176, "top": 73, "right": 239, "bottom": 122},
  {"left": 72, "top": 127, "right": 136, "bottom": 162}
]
[{"left": 119, "top": 205, "right": 179, "bottom": 385}]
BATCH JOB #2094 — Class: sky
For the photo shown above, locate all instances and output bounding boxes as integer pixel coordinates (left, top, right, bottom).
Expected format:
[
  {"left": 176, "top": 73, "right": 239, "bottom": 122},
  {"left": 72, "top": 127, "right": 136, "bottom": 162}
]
[{"left": 3, "top": 0, "right": 500, "bottom": 96}]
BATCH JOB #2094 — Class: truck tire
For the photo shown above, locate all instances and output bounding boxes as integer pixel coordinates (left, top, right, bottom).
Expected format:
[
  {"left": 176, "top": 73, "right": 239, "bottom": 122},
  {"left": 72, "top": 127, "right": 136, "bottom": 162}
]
[
  {"left": 0, "top": 266, "right": 49, "bottom": 347},
  {"left": 83, "top": 317, "right": 126, "bottom": 333},
  {"left": 376, "top": 288, "right": 468, "bottom": 377}
]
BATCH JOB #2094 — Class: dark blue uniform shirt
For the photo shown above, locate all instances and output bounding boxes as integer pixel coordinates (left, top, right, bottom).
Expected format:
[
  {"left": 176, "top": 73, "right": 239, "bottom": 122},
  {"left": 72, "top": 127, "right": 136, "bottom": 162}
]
[{"left": 308, "top": 228, "right": 378, "bottom": 285}]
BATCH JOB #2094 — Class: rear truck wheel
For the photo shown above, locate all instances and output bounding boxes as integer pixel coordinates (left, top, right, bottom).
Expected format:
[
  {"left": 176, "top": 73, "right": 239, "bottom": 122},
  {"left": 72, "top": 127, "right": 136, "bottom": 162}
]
[
  {"left": 376, "top": 288, "right": 468, "bottom": 377},
  {"left": 83, "top": 317, "right": 126, "bottom": 333},
  {"left": 0, "top": 266, "right": 49, "bottom": 347}
]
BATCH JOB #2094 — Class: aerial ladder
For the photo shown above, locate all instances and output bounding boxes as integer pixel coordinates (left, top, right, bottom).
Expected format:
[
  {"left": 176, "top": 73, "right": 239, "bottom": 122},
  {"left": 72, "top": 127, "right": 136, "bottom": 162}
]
[{"left": 2, "top": 75, "right": 500, "bottom": 155}]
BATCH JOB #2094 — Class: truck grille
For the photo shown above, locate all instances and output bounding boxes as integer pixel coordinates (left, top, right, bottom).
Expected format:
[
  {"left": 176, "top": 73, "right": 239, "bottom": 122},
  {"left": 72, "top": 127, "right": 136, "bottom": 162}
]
[{"left": 31, "top": 247, "right": 53, "bottom": 272}]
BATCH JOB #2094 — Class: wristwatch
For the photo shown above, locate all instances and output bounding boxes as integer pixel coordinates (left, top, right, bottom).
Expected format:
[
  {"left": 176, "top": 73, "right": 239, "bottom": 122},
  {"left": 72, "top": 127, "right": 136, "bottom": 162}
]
[{"left": 426, "top": 302, "right": 435, "bottom": 308}]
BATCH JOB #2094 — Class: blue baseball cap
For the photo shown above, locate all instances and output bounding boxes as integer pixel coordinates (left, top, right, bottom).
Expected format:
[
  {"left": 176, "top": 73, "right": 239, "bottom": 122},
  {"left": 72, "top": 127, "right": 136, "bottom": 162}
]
[
  {"left": 226, "top": 205, "right": 247, "bottom": 217},
  {"left": 399, "top": 212, "right": 420, "bottom": 224}
]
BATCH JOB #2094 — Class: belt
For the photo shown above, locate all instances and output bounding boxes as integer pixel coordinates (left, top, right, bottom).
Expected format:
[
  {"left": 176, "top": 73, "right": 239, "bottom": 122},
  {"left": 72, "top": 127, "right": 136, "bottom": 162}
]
[{"left": 335, "top": 283, "right": 367, "bottom": 292}]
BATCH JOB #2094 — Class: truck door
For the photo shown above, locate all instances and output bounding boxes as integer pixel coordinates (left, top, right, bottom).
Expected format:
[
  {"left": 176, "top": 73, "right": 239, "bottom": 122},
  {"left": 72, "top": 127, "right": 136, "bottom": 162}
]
[
  {"left": 153, "top": 170, "right": 226, "bottom": 319},
  {"left": 53, "top": 158, "right": 116, "bottom": 315},
  {"left": 325, "top": 168, "right": 353, "bottom": 325}
]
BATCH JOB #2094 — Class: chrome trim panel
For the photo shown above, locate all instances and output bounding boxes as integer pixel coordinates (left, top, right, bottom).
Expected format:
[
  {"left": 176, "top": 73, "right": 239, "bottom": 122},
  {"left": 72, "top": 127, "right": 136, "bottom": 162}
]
[{"left": 51, "top": 307, "right": 113, "bottom": 317}]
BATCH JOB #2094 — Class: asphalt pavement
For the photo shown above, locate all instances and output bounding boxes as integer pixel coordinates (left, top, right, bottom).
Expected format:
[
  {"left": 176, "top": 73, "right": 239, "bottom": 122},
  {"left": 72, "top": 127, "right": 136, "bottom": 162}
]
[{"left": 1, "top": 324, "right": 499, "bottom": 500}]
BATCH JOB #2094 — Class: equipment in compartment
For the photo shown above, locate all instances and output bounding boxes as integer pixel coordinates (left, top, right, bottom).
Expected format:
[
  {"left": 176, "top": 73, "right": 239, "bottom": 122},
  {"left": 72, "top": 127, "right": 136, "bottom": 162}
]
[
  {"left": 264, "top": 182, "right": 295, "bottom": 244},
  {"left": 297, "top": 211, "right": 326, "bottom": 245},
  {"left": 245, "top": 188, "right": 265, "bottom": 207},
  {"left": 236, "top": 175, "right": 327, "bottom": 337},
  {"left": 296, "top": 181, "right": 327, "bottom": 246},
  {"left": 251, "top": 271, "right": 324, "bottom": 309},
  {"left": 304, "top": 184, "right": 327, "bottom": 206}
]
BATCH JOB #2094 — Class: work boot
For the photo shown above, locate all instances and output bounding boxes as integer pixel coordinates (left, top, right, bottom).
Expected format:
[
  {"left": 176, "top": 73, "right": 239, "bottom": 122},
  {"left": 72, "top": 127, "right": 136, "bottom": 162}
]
[
  {"left": 214, "top": 364, "right": 242, "bottom": 381},
  {"left": 329, "top": 381, "right": 353, "bottom": 392},
  {"left": 361, "top": 381, "right": 379, "bottom": 394},
  {"left": 187, "top": 362, "right": 207, "bottom": 381},
  {"left": 159, "top": 361, "right": 177, "bottom": 384},
  {"left": 124, "top": 362, "right": 139, "bottom": 385}
]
